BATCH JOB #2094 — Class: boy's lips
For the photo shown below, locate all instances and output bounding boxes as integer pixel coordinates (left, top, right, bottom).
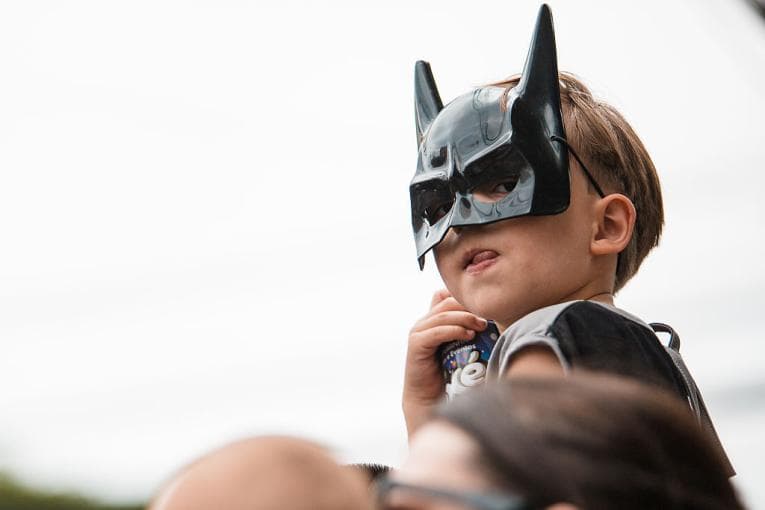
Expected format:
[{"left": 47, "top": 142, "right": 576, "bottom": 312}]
[{"left": 463, "top": 249, "right": 499, "bottom": 274}]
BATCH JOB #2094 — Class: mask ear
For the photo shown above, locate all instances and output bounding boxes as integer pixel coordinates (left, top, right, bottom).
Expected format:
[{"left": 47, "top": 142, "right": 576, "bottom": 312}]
[
  {"left": 515, "top": 4, "right": 564, "bottom": 138},
  {"left": 414, "top": 60, "right": 443, "bottom": 145}
]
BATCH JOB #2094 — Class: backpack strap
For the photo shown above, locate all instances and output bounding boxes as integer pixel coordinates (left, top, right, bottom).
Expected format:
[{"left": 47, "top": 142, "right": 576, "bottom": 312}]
[{"left": 651, "top": 323, "right": 735, "bottom": 477}]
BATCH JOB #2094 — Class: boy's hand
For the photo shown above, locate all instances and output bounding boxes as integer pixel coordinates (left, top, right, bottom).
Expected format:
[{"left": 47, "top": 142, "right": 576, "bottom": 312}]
[{"left": 402, "top": 289, "right": 488, "bottom": 439}]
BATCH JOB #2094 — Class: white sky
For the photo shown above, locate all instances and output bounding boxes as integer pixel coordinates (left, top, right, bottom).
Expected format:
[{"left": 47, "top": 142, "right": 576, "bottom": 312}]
[{"left": 1, "top": 0, "right": 764, "bottom": 506}]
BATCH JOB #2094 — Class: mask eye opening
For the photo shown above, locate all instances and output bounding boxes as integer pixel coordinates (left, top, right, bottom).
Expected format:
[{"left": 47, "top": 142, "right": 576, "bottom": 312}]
[
  {"left": 411, "top": 180, "right": 455, "bottom": 228},
  {"left": 464, "top": 145, "right": 524, "bottom": 203},
  {"left": 423, "top": 199, "right": 454, "bottom": 226}
]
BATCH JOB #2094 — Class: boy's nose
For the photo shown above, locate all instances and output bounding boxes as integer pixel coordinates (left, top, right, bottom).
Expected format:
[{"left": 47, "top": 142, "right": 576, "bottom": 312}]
[{"left": 450, "top": 222, "right": 488, "bottom": 237}]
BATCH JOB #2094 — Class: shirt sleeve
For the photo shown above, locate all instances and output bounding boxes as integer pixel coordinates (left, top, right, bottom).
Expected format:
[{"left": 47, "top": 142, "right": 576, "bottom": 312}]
[
  {"left": 488, "top": 333, "right": 570, "bottom": 380},
  {"left": 486, "top": 302, "right": 581, "bottom": 380}
]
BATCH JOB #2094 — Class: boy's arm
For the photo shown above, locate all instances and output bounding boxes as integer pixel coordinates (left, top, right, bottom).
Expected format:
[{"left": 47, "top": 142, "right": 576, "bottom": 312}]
[
  {"left": 502, "top": 346, "right": 564, "bottom": 378},
  {"left": 403, "top": 289, "right": 488, "bottom": 439}
]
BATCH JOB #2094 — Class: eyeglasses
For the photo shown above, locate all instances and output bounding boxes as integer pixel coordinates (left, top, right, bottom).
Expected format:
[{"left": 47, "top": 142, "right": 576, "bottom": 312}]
[{"left": 375, "top": 476, "right": 536, "bottom": 510}]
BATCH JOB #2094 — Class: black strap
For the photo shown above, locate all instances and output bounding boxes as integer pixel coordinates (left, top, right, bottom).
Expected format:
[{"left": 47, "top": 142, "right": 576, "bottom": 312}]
[
  {"left": 651, "top": 323, "right": 735, "bottom": 477},
  {"left": 550, "top": 135, "right": 606, "bottom": 198}
]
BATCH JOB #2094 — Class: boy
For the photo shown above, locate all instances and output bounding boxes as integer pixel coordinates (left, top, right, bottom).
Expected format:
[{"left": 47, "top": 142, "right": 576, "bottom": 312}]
[{"left": 404, "top": 5, "right": 733, "bottom": 474}]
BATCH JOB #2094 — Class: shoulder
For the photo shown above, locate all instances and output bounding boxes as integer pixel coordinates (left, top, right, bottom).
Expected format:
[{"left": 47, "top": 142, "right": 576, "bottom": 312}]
[
  {"left": 548, "top": 301, "right": 656, "bottom": 356},
  {"left": 488, "top": 301, "right": 686, "bottom": 396},
  {"left": 556, "top": 300, "right": 652, "bottom": 328},
  {"left": 550, "top": 301, "right": 655, "bottom": 348},
  {"left": 548, "top": 302, "right": 687, "bottom": 395}
]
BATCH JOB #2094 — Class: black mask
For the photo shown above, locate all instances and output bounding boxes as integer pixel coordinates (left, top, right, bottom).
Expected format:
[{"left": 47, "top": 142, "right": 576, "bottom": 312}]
[{"left": 410, "top": 4, "right": 569, "bottom": 269}]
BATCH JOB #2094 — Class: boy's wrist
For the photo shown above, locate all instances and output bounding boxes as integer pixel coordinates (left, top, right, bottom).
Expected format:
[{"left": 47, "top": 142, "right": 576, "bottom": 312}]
[{"left": 402, "top": 398, "right": 437, "bottom": 440}]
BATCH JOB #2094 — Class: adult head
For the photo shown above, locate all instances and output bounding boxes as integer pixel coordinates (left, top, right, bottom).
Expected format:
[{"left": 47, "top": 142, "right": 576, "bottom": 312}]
[
  {"left": 385, "top": 374, "right": 742, "bottom": 509},
  {"left": 150, "top": 436, "right": 372, "bottom": 510}
]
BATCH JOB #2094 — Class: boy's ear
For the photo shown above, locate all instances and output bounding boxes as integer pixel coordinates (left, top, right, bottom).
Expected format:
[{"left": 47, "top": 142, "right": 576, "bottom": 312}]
[{"left": 591, "top": 194, "right": 636, "bottom": 256}]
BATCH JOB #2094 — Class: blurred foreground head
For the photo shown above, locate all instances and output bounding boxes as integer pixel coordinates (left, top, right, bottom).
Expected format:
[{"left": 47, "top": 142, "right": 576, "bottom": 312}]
[
  {"left": 150, "top": 436, "right": 372, "bottom": 510},
  {"left": 387, "top": 373, "right": 743, "bottom": 510}
]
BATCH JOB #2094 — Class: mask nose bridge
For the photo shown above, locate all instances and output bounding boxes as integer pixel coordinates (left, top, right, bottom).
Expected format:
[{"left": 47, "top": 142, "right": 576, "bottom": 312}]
[
  {"left": 446, "top": 148, "right": 474, "bottom": 237},
  {"left": 448, "top": 145, "right": 470, "bottom": 195}
]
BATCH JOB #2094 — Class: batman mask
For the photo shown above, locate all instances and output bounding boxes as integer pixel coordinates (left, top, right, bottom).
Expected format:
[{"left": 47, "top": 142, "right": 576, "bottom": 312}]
[{"left": 410, "top": 5, "right": 598, "bottom": 269}]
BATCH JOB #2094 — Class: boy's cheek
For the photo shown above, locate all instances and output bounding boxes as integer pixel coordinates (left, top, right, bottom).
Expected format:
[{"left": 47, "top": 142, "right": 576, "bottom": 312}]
[
  {"left": 429, "top": 254, "right": 464, "bottom": 310},
  {"left": 433, "top": 248, "right": 457, "bottom": 282}
]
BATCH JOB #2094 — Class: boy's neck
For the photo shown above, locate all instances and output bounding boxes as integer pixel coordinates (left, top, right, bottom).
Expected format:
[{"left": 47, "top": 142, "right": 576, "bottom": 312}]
[
  {"left": 583, "top": 292, "right": 614, "bottom": 305},
  {"left": 495, "top": 290, "right": 614, "bottom": 332}
]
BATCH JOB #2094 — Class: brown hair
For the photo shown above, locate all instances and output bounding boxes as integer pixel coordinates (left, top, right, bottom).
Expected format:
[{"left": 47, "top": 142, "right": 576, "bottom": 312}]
[
  {"left": 434, "top": 374, "right": 743, "bottom": 510},
  {"left": 495, "top": 73, "right": 663, "bottom": 291}
]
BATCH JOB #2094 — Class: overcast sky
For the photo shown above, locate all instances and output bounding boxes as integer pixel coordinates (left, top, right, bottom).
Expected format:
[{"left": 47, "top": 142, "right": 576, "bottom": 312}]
[{"left": 1, "top": 0, "right": 764, "bottom": 507}]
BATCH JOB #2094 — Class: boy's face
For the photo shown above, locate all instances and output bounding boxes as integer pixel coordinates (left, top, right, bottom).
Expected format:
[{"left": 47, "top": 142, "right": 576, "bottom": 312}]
[{"left": 434, "top": 166, "right": 599, "bottom": 328}]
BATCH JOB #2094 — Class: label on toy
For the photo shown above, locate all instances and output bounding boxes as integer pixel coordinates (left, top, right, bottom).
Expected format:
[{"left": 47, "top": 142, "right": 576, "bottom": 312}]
[{"left": 437, "top": 322, "right": 499, "bottom": 400}]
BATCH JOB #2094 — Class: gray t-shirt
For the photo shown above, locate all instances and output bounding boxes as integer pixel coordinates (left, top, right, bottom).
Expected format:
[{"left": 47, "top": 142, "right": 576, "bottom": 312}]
[
  {"left": 487, "top": 300, "right": 655, "bottom": 381},
  {"left": 484, "top": 299, "right": 735, "bottom": 476}
]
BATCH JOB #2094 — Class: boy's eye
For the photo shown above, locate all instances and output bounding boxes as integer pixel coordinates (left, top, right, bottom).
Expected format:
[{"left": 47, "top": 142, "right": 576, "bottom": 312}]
[
  {"left": 472, "top": 175, "right": 520, "bottom": 202},
  {"left": 411, "top": 182, "right": 454, "bottom": 229},
  {"left": 493, "top": 179, "right": 519, "bottom": 194},
  {"left": 424, "top": 201, "right": 452, "bottom": 225}
]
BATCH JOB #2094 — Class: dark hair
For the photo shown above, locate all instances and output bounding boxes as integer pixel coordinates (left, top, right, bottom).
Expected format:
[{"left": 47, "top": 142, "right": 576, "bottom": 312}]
[
  {"left": 348, "top": 463, "right": 392, "bottom": 483},
  {"left": 434, "top": 373, "right": 743, "bottom": 510}
]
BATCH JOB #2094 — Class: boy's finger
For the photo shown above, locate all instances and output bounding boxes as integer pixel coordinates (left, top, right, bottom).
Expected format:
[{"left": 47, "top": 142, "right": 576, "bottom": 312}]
[
  {"left": 414, "top": 311, "right": 487, "bottom": 333},
  {"left": 429, "top": 296, "right": 470, "bottom": 315},
  {"left": 409, "top": 326, "right": 476, "bottom": 353},
  {"left": 429, "top": 289, "right": 452, "bottom": 308}
]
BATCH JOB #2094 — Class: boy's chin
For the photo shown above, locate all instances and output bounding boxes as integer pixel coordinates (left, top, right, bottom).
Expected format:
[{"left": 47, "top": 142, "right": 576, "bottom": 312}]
[{"left": 463, "top": 300, "right": 515, "bottom": 325}]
